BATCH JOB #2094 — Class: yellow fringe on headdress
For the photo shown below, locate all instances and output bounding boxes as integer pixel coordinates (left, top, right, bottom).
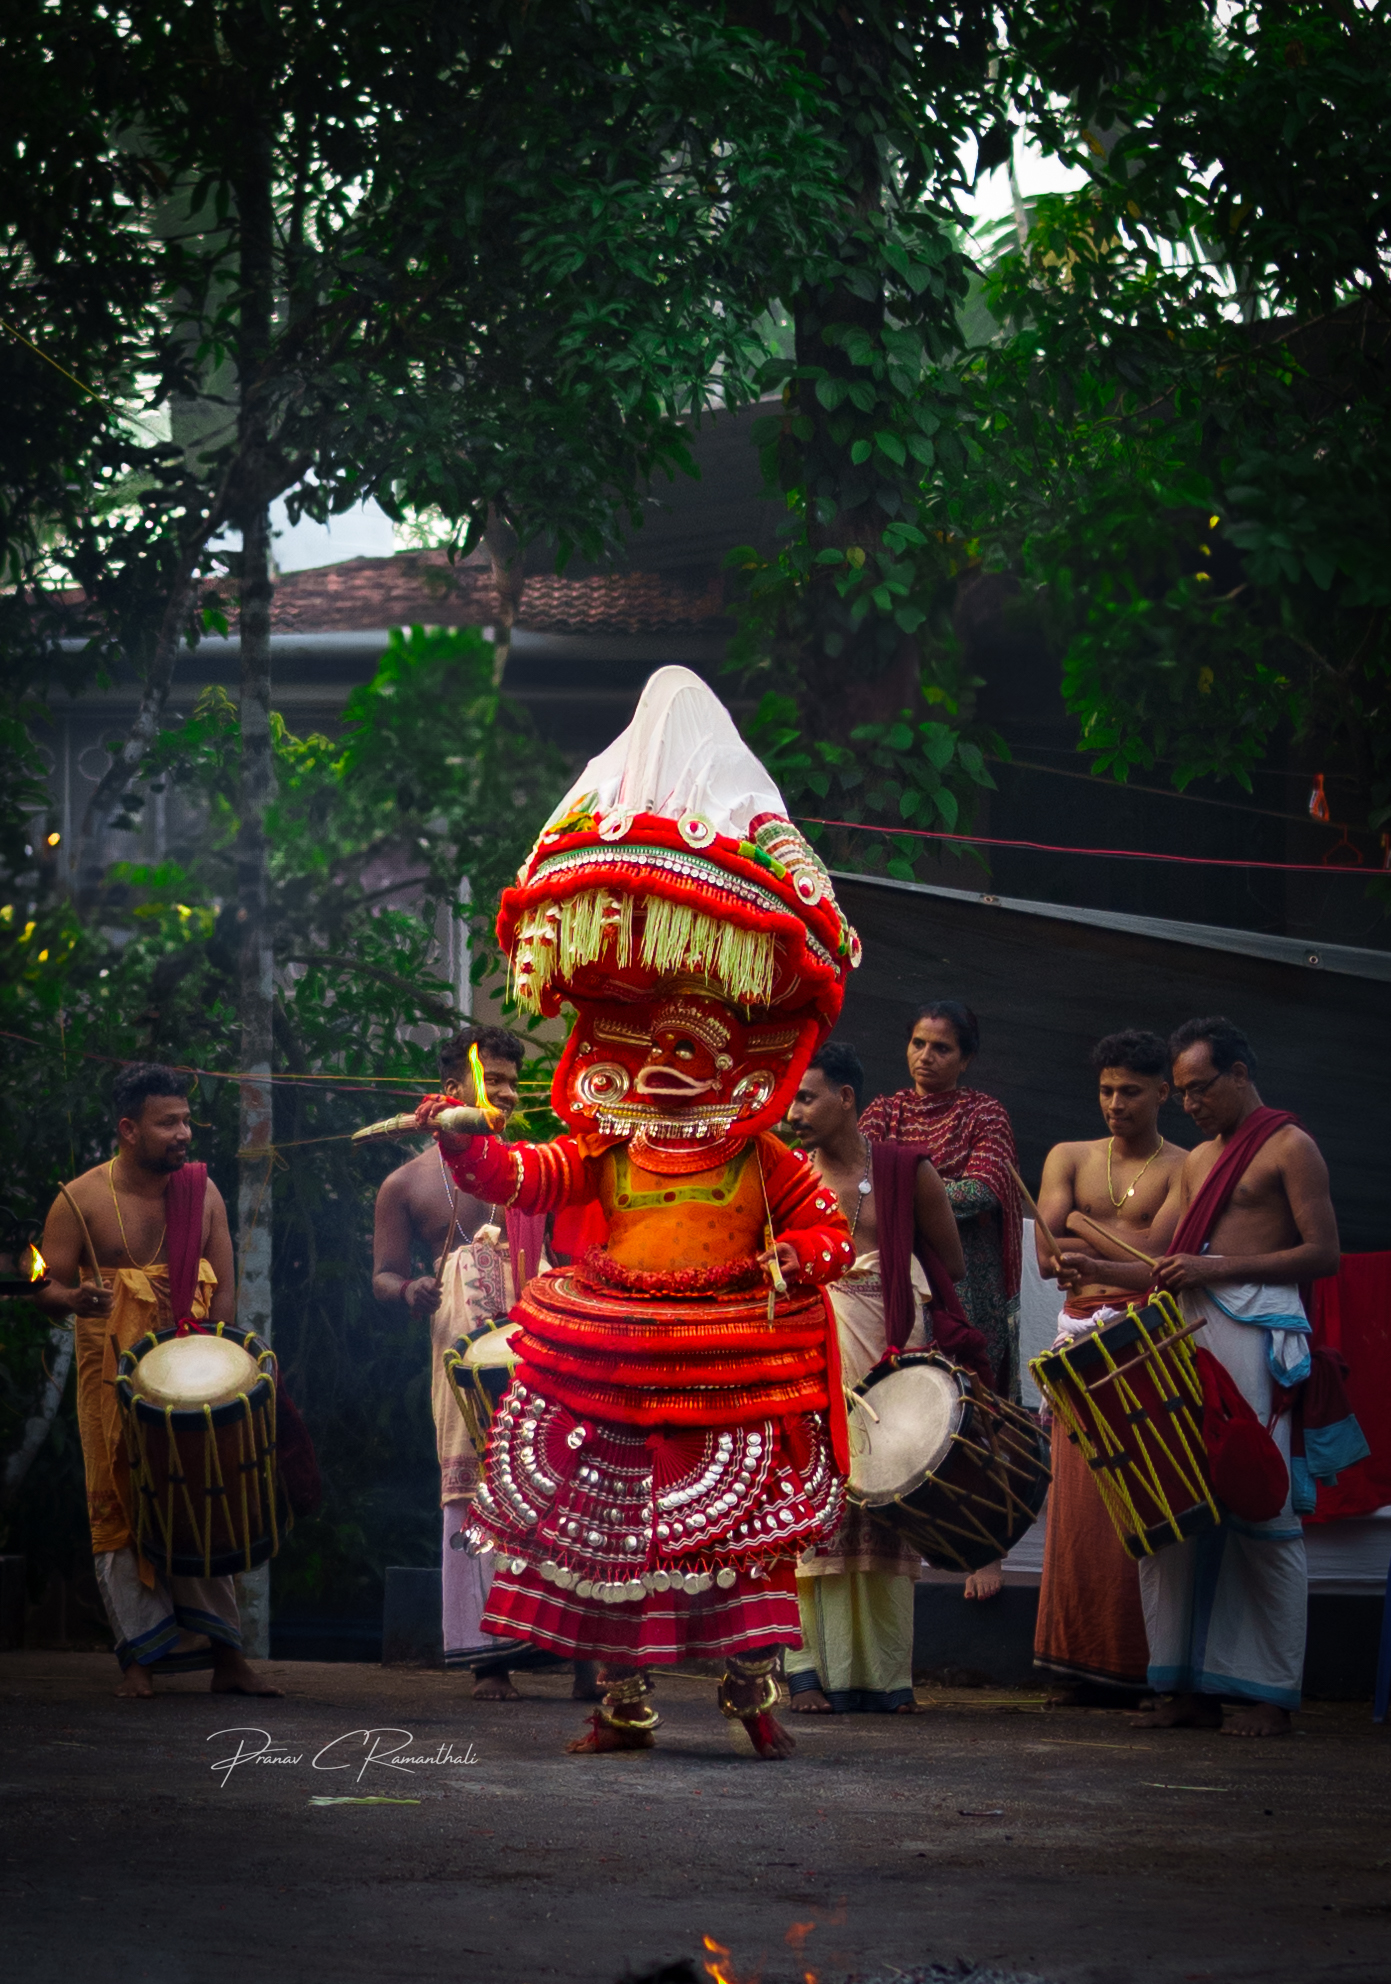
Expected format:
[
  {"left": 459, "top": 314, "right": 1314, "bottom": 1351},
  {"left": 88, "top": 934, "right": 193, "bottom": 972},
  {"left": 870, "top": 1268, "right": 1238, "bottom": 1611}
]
[
  {"left": 510, "top": 889, "right": 776, "bottom": 1013},
  {"left": 638, "top": 897, "right": 777, "bottom": 1008}
]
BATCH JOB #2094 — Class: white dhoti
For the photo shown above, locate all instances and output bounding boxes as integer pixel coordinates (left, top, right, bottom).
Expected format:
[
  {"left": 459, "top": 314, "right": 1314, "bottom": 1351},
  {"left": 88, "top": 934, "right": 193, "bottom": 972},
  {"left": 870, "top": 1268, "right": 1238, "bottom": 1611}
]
[
  {"left": 95, "top": 1546, "right": 240, "bottom": 1672},
  {"left": 433, "top": 1234, "right": 521, "bottom": 1669},
  {"left": 1137, "top": 1280, "right": 1309, "bottom": 1710},
  {"left": 786, "top": 1250, "right": 929, "bottom": 1711}
]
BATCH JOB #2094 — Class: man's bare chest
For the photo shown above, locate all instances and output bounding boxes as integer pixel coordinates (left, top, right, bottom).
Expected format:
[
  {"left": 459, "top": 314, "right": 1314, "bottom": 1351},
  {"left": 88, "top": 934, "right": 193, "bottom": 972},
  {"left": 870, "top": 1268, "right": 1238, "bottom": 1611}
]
[
  {"left": 1073, "top": 1149, "right": 1174, "bottom": 1230},
  {"left": 82, "top": 1182, "right": 169, "bottom": 1266},
  {"left": 401, "top": 1156, "right": 480, "bottom": 1252}
]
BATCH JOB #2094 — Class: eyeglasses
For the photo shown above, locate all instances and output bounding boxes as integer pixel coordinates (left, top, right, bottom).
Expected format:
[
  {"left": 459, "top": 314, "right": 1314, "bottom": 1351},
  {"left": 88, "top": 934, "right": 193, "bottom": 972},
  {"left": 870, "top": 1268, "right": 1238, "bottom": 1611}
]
[{"left": 1172, "top": 1073, "right": 1225, "bottom": 1103}]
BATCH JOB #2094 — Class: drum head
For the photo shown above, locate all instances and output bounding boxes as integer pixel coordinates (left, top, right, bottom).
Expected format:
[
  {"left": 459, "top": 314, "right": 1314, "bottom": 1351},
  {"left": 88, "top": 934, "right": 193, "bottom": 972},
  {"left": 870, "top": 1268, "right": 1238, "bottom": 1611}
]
[
  {"left": 849, "top": 1359, "right": 962, "bottom": 1502},
  {"left": 133, "top": 1334, "right": 261, "bottom": 1410},
  {"left": 462, "top": 1321, "right": 520, "bottom": 1370}
]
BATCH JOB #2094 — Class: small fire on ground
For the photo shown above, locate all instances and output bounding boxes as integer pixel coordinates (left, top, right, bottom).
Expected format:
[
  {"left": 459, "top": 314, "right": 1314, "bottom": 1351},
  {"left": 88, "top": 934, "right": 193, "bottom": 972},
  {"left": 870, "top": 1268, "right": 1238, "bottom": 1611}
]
[{"left": 702, "top": 1930, "right": 816, "bottom": 1984}]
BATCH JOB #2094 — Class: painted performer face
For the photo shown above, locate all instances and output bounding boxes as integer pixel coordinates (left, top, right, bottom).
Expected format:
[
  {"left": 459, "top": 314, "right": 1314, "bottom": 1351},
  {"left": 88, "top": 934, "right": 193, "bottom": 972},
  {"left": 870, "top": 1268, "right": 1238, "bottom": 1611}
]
[{"left": 635, "top": 1023, "right": 724, "bottom": 1105}]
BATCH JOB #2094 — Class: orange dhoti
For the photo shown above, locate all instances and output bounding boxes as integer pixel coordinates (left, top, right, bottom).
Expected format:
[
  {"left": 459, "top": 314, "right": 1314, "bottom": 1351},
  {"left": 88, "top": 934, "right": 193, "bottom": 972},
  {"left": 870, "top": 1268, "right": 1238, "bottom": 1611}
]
[
  {"left": 1033, "top": 1296, "right": 1149, "bottom": 1691},
  {"left": 74, "top": 1261, "right": 242, "bottom": 1670}
]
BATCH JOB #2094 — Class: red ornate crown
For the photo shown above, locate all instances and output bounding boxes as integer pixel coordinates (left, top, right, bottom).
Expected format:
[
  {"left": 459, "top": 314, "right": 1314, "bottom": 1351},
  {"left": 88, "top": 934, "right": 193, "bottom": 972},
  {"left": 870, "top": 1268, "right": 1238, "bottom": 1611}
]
[{"left": 495, "top": 670, "right": 861, "bottom": 1140}]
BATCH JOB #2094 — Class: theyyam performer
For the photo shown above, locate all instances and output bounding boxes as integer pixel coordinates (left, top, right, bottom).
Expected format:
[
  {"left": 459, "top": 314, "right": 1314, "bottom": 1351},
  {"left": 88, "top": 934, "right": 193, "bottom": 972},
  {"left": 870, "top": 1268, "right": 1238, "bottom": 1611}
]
[{"left": 416, "top": 667, "right": 860, "bottom": 1758}]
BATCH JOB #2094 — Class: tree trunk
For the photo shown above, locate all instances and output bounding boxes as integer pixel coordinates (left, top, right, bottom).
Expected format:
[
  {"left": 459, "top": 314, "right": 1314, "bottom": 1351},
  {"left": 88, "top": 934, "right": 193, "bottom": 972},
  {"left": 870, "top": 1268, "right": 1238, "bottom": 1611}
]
[
  {"left": 1, "top": 1324, "right": 74, "bottom": 1504},
  {"left": 230, "top": 76, "right": 277, "bottom": 1661},
  {"left": 483, "top": 501, "right": 525, "bottom": 685},
  {"left": 70, "top": 561, "right": 201, "bottom": 905},
  {"left": 785, "top": 12, "right": 917, "bottom": 742},
  {"left": 235, "top": 497, "right": 275, "bottom": 1360}
]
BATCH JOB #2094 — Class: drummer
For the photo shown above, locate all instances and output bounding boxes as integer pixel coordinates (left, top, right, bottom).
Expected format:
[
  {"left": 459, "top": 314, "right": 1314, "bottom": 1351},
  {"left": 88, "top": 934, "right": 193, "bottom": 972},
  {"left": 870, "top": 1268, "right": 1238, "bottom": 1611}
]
[
  {"left": 783, "top": 1041, "right": 975, "bottom": 1713},
  {"left": 372, "top": 1024, "right": 597, "bottom": 1704},
  {"left": 1032, "top": 1029, "right": 1186, "bottom": 1705},
  {"left": 36, "top": 1063, "right": 281, "bottom": 1699}
]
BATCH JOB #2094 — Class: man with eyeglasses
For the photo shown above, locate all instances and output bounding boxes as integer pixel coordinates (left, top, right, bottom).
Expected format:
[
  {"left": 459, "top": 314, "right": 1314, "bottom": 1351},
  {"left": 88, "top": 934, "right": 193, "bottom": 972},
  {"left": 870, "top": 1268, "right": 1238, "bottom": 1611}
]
[{"left": 1134, "top": 1015, "right": 1341, "bottom": 1738}]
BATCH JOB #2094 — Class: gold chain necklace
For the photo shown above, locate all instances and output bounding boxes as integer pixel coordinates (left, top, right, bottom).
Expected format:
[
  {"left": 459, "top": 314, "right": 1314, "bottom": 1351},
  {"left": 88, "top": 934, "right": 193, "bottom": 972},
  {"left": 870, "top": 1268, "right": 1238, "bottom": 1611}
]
[
  {"left": 107, "top": 1158, "right": 166, "bottom": 1270},
  {"left": 1106, "top": 1135, "right": 1165, "bottom": 1211}
]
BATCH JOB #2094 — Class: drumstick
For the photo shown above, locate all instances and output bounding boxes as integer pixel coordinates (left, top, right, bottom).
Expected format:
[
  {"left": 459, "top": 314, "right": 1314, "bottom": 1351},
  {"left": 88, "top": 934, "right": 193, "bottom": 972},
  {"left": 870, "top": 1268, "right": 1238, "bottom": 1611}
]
[
  {"left": 1006, "top": 1164, "right": 1064, "bottom": 1269},
  {"left": 58, "top": 1183, "right": 104, "bottom": 1289},
  {"left": 1087, "top": 1315, "right": 1206, "bottom": 1390},
  {"left": 1068, "top": 1209, "right": 1159, "bottom": 1270}
]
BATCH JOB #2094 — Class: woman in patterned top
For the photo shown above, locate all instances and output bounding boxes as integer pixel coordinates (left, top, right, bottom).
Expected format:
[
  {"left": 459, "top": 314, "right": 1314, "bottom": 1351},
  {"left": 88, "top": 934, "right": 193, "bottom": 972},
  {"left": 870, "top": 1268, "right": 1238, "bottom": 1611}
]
[
  {"left": 859, "top": 1001, "right": 1023, "bottom": 1603},
  {"left": 859, "top": 1000, "right": 1023, "bottom": 1399}
]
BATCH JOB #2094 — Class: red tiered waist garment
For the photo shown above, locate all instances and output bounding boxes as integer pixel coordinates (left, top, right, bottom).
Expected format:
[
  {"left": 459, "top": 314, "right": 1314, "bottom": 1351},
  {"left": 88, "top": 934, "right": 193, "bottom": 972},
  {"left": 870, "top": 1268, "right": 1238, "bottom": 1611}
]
[{"left": 470, "top": 1251, "right": 845, "bottom": 1661}]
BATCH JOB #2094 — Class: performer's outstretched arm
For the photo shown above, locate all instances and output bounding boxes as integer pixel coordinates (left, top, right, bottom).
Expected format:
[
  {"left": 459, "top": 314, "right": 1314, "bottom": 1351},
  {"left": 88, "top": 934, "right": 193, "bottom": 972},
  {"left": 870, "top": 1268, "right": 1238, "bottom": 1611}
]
[{"left": 415, "top": 1098, "right": 604, "bottom": 1216}]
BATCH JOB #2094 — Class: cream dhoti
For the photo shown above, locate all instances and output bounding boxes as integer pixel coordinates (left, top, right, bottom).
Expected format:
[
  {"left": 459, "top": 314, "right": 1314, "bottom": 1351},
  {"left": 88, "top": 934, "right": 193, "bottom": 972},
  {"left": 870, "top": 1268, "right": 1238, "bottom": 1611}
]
[
  {"left": 1137, "top": 1279, "right": 1309, "bottom": 1709},
  {"left": 785, "top": 1250, "right": 928, "bottom": 1712}
]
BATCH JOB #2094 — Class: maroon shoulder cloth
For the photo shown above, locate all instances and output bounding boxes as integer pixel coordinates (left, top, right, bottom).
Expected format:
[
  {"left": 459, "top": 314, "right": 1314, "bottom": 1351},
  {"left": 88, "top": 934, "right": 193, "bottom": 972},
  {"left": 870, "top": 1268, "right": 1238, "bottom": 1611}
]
[
  {"left": 165, "top": 1162, "right": 208, "bottom": 1326},
  {"left": 870, "top": 1143, "right": 994, "bottom": 1390},
  {"left": 1169, "top": 1106, "right": 1300, "bottom": 1257}
]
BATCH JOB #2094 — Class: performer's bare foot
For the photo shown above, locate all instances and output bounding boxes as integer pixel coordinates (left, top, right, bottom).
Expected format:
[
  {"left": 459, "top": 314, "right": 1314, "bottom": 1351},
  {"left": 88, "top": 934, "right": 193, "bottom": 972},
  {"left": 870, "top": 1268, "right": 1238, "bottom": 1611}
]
[
  {"left": 791, "top": 1687, "right": 834, "bottom": 1713},
  {"left": 211, "top": 1648, "right": 284, "bottom": 1696},
  {"left": 565, "top": 1711, "right": 656, "bottom": 1753},
  {"left": 571, "top": 1660, "right": 603, "bottom": 1702},
  {"left": 721, "top": 1667, "right": 795, "bottom": 1759},
  {"left": 472, "top": 1670, "right": 521, "bottom": 1701},
  {"left": 566, "top": 1663, "right": 659, "bottom": 1751},
  {"left": 1222, "top": 1703, "right": 1293, "bottom": 1737},
  {"left": 1129, "top": 1692, "right": 1222, "bottom": 1730},
  {"left": 964, "top": 1559, "right": 1003, "bottom": 1601},
  {"left": 115, "top": 1664, "right": 156, "bottom": 1698}
]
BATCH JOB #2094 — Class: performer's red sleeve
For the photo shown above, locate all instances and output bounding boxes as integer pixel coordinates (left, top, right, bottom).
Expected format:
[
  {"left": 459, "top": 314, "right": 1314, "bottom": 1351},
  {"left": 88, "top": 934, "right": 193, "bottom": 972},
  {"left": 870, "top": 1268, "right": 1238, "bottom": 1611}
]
[
  {"left": 759, "top": 1135, "right": 856, "bottom": 1286},
  {"left": 441, "top": 1133, "right": 598, "bottom": 1215}
]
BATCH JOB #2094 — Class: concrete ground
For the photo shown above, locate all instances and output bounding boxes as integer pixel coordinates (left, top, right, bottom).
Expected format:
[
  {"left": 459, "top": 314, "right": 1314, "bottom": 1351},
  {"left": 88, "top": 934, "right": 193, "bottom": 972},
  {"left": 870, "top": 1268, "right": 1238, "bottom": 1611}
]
[{"left": 2, "top": 1654, "right": 1389, "bottom": 1984}]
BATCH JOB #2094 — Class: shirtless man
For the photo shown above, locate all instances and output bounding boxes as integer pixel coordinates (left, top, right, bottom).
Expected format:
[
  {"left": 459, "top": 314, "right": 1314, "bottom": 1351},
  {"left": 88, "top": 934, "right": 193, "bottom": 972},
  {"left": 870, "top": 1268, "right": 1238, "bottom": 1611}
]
[
  {"left": 1033, "top": 1031, "right": 1185, "bottom": 1704},
  {"left": 373, "top": 1024, "right": 525, "bottom": 1331},
  {"left": 373, "top": 1026, "right": 598, "bottom": 1703},
  {"left": 37, "top": 1063, "right": 279, "bottom": 1698},
  {"left": 784, "top": 1042, "right": 967, "bottom": 1712},
  {"left": 1044, "top": 1029, "right": 1186, "bottom": 1300},
  {"left": 1138, "top": 1016, "right": 1339, "bottom": 1737}
]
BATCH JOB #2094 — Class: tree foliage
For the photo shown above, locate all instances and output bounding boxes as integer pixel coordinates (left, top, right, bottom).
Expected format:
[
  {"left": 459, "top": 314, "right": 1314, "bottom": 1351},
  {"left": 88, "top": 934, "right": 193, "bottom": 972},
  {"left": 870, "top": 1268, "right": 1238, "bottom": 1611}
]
[
  {"left": 0, "top": 0, "right": 849, "bottom": 884},
  {"left": 931, "top": 1, "right": 1391, "bottom": 850},
  {"left": 722, "top": 3, "right": 1009, "bottom": 872},
  {"left": 0, "top": 633, "right": 565, "bottom": 1618}
]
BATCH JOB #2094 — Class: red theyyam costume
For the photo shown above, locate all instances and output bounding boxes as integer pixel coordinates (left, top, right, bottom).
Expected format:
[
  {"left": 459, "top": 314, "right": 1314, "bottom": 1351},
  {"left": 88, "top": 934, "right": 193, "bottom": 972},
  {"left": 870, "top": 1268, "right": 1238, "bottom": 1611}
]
[{"left": 426, "top": 668, "right": 861, "bottom": 1755}]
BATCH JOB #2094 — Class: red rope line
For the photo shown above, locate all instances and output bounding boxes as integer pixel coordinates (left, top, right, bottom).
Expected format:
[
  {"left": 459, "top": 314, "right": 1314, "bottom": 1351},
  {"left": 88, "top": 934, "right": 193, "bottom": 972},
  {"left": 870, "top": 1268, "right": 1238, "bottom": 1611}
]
[{"left": 795, "top": 817, "right": 1383, "bottom": 877}]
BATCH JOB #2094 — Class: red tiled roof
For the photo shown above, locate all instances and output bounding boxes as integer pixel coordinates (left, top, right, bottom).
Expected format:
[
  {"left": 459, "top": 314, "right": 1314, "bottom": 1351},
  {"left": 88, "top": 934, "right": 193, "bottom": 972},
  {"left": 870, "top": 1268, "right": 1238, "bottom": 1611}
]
[{"left": 266, "top": 552, "right": 728, "bottom": 637}]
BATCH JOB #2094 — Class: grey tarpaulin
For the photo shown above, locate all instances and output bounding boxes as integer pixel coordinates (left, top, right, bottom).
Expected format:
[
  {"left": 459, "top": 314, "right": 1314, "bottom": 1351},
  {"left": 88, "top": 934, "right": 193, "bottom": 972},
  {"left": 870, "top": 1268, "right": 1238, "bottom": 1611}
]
[{"left": 831, "top": 872, "right": 1391, "bottom": 1254}]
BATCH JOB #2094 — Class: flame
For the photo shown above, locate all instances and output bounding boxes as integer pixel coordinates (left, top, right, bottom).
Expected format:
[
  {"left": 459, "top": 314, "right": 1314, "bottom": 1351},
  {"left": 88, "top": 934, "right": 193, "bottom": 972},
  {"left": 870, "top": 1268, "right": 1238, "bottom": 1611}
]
[
  {"left": 702, "top": 1936, "right": 734, "bottom": 1984},
  {"left": 785, "top": 1924, "right": 815, "bottom": 1952},
  {"left": 467, "top": 1042, "right": 489, "bottom": 1111},
  {"left": 28, "top": 1244, "right": 46, "bottom": 1282}
]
